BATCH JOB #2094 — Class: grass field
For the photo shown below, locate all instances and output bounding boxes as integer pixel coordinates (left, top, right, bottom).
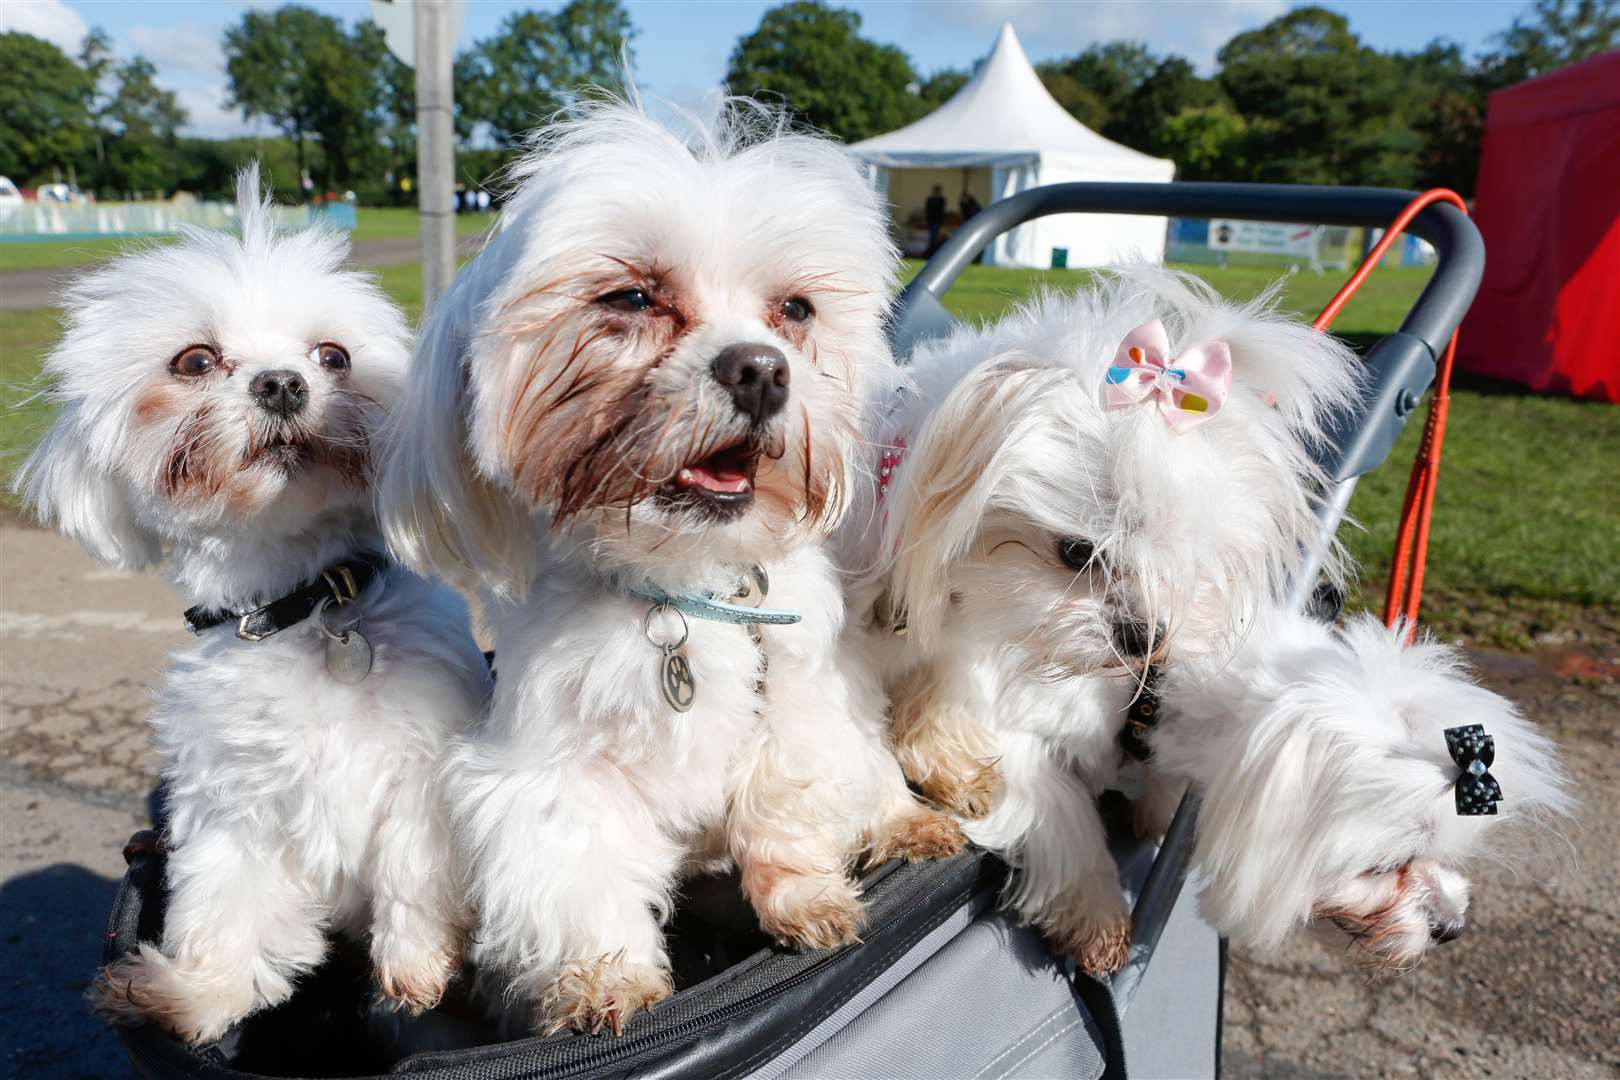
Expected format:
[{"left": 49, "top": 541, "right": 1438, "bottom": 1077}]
[
  {"left": 0, "top": 207, "right": 491, "bottom": 273},
  {"left": 2, "top": 254, "right": 1614, "bottom": 646}
]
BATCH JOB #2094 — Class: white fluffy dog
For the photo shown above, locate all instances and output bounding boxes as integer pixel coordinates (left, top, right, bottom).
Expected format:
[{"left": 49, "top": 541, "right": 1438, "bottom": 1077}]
[
  {"left": 840, "top": 269, "right": 1360, "bottom": 973},
  {"left": 17, "top": 171, "right": 491, "bottom": 1044},
  {"left": 1150, "top": 608, "right": 1572, "bottom": 971},
  {"left": 377, "top": 101, "right": 961, "bottom": 1036}
]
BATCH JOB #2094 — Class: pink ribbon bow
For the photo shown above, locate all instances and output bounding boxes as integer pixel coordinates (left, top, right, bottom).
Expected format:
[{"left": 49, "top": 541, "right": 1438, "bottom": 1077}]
[{"left": 1103, "top": 319, "right": 1232, "bottom": 433}]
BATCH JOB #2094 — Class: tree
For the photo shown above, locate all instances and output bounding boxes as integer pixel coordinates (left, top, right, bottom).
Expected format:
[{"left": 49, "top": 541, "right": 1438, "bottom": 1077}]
[
  {"left": 1035, "top": 64, "right": 1107, "bottom": 130},
  {"left": 725, "top": 1, "right": 922, "bottom": 142},
  {"left": 1214, "top": 6, "right": 1434, "bottom": 187},
  {"left": 102, "top": 57, "right": 187, "bottom": 196},
  {"left": 1109, "top": 57, "right": 1226, "bottom": 158},
  {"left": 0, "top": 32, "right": 92, "bottom": 186},
  {"left": 456, "top": 0, "right": 635, "bottom": 152},
  {"left": 223, "top": 6, "right": 377, "bottom": 194},
  {"left": 1481, "top": 0, "right": 1620, "bottom": 86},
  {"left": 1041, "top": 41, "right": 1158, "bottom": 129},
  {"left": 1158, "top": 104, "right": 1249, "bottom": 180},
  {"left": 351, "top": 21, "right": 416, "bottom": 202},
  {"left": 917, "top": 68, "right": 968, "bottom": 111},
  {"left": 78, "top": 27, "right": 117, "bottom": 188}
]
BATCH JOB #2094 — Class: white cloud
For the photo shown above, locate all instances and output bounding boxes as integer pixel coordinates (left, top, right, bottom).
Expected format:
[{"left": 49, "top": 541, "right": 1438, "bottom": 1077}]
[
  {"left": 127, "top": 23, "right": 226, "bottom": 79},
  {"left": 172, "top": 84, "right": 264, "bottom": 140},
  {"left": 122, "top": 22, "right": 259, "bottom": 138},
  {"left": 0, "top": 0, "right": 89, "bottom": 53},
  {"left": 925, "top": 0, "right": 1289, "bottom": 72}
]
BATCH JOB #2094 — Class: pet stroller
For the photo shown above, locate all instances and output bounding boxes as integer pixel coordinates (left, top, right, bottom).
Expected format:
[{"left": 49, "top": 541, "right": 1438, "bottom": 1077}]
[{"left": 102, "top": 182, "right": 1483, "bottom": 1079}]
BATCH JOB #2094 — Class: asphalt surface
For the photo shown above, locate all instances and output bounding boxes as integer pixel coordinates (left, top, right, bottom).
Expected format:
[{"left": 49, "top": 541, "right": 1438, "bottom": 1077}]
[
  {"left": 1, "top": 521, "right": 1615, "bottom": 1079},
  {"left": 0, "top": 235, "right": 486, "bottom": 311}
]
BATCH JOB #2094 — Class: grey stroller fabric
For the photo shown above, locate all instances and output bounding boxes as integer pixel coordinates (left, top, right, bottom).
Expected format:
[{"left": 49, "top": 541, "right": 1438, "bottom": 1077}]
[{"left": 763, "top": 876, "right": 1220, "bottom": 1080}]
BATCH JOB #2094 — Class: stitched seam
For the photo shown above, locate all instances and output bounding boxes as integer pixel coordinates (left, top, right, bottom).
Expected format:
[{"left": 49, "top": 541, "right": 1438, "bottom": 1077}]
[
  {"left": 719, "top": 878, "right": 979, "bottom": 1079},
  {"left": 971, "top": 1007, "right": 1076, "bottom": 1080},
  {"left": 994, "top": 1016, "right": 1086, "bottom": 1080}
]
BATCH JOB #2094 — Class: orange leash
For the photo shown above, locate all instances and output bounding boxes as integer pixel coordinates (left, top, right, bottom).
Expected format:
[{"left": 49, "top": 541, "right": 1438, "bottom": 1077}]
[{"left": 1310, "top": 189, "right": 1469, "bottom": 641}]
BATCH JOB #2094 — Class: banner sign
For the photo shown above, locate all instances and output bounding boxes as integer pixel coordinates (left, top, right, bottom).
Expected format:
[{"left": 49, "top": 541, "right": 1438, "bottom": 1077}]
[{"left": 1208, "top": 219, "right": 1322, "bottom": 258}]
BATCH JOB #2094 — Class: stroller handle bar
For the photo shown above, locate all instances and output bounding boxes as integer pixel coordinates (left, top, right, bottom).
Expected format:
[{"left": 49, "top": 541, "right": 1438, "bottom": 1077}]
[
  {"left": 897, "top": 181, "right": 1482, "bottom": 365},
  {"left": 886, "top": 181, "right": 1485, "bottom": 1016}
]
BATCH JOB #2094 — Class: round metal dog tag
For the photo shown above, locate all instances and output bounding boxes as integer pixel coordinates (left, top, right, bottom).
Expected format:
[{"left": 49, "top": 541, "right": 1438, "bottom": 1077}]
[
  {"left": 319, "top": 597, "right": 374, "bottom": 685},
  {"left": 326, "top": 630, "right": 374, "bottom": 685}
]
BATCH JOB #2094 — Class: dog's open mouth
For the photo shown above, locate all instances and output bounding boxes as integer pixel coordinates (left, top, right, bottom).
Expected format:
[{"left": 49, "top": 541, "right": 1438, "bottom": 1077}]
[{"left": 661, "top": 443, "right": 758, "bottom": 520}]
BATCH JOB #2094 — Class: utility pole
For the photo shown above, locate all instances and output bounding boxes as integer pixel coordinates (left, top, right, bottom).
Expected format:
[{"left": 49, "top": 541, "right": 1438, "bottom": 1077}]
[{"left": 415, "top": 0, "right": 456, "bottom": 308}]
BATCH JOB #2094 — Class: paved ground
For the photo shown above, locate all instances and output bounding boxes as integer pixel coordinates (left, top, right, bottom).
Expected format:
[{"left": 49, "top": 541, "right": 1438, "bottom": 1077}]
[
  {"left": 0, "top": 236, "right": 485, "bottom": 311},
  {"left": 1, "top": 521, "right": 1615, "bottom": 1079}
]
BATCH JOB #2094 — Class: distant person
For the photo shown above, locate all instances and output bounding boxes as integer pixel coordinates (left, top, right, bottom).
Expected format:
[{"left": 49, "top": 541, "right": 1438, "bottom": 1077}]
[
  {"left": 959, "top": 191, "right": 982, "bottom": 222},
  {"left": 925, "top": 184, "right": 947, "bottom": 253},
  {"left": 477, "top": 189, "right": 491, "bottom": 213}
]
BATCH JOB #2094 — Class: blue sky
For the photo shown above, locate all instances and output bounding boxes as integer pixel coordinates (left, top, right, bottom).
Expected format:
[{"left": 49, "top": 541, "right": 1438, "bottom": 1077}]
[{"left": 3, "top": 0, "right": 1535, "bottom": 138}]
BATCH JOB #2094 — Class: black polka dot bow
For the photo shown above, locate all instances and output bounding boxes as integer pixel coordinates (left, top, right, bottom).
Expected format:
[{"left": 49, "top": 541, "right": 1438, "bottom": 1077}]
[{"left": 1445, "top": 724, "right": 1503, "bottom": 816}]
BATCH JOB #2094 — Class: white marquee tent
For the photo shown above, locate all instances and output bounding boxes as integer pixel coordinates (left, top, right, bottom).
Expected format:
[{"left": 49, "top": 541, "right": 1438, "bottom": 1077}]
[{"left": 849, "top": 24, "right": 1176, "bottom": 269}]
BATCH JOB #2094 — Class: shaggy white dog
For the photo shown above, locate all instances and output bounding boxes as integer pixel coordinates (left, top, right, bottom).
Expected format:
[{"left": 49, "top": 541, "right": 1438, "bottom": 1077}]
[
  {"left": 17, "top": 171, "right": 491, "bottom": 1044},
  {"left": 839, "top": 269, "right": 1360, "bottom": 974},
  {"left": 376, "top": 101, "right": 961, "bottom": 1037},
  {"left": 1150, "top": 608, "right": 1573, "bottom": 971}
]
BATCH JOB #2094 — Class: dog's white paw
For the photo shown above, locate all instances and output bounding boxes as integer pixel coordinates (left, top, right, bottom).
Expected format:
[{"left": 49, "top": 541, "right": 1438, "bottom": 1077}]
[
  {"left": 374, "top": 930, "right": 461, "bottom": 1014},
  {"left": 89, "top": 945, "right": 254, "bottom": 1046},
  {"left": 867, "top": 807, "right": 968, "bottom": 866},
  {"left": 540, "top": 955, "right": 672, "bottom": 1036},
  {"left": 748, "top": 866, "right": 866, "bottom": 951},
  {"left": 1046, "top": 892, "right": 1134, "bottom": 977}
]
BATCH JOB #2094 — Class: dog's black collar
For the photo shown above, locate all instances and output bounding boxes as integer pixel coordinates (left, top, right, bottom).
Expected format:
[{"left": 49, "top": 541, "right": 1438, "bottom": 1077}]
[
  {"left": 183, "top": 552, "right": 390, "bottom": 642},
  {"left": 1119, "top": 666, "right": 1163, "bottom": 763}
]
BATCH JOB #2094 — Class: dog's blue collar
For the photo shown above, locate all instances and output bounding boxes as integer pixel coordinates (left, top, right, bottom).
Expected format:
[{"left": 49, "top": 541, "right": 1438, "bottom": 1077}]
[
  {"left": 625, "top": 570, "right": 802, "bottom": 627},
  {"left": 627, "top": 585, "right": 802, "bottom": 626}
]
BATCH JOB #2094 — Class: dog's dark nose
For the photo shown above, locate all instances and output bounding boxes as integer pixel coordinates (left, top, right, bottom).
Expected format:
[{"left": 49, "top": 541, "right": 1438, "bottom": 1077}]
[
  {"left": 1429, "top": 917, "right": 1465, "bottom": 945},
  {"left": 711, "top": 343, "right": 789, "bottom": 423},
  {"left": 248, "top": 369, "right": 307, "bottom": 417},
  {"left": 1112, "top": 617, "right": 1161, "bottom": 659}
]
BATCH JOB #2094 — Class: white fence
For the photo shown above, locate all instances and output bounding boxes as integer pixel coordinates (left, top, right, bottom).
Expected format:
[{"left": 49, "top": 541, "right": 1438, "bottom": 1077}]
[{"left": 0, "top": 200, "right": 356, "bottom": 239}]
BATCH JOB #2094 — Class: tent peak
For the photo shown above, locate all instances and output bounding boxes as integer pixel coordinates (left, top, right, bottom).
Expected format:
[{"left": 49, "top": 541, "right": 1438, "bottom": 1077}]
[{"left": 848, "top": 22, "right": 1175, "bottom": 173}]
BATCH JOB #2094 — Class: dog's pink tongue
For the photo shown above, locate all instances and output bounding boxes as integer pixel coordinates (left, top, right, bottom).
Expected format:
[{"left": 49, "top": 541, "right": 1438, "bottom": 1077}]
[{"left": 678, "top": 460, "right": 751, "bottom": 494}]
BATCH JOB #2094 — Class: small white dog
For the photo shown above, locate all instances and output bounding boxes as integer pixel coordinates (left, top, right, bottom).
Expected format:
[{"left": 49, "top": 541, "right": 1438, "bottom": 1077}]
[
  {"left": 377, "top": 101, "right": 961, "bottom": 1036},
  {"left": 18, "top": 171, "right": 491, "bottom": 1044},
  {"left": 840, "top": 270, "right": 1360, "bottom": 973},
  {"left": 1149, "top": 607, "right": 1573, "bottom": 971}
]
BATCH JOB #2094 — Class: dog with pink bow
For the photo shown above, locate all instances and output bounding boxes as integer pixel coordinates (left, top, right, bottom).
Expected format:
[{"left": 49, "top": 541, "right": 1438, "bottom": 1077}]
[{"left": 837, "top": 268, "right": 1364, "bottom": 974}]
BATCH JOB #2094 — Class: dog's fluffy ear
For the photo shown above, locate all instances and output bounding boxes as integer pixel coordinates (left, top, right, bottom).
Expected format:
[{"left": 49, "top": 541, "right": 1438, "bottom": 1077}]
[
  {"left": 376, "top": 272, "right": 537, "bottom": 597},
  {"left": 882, "top": 361, "right": 1072, "bottom": 649},
  {"left": 1336, "top": 614, "right": 1576, "bottom": 846},
  {"left": 1154, "top": 609, "right": 1575, "bottom": 952},
  {"left": 15, "top": 407, "right": 160, "bottom": 570}
]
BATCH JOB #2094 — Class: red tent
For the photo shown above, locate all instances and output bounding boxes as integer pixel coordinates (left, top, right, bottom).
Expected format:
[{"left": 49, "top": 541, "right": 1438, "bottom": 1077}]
[{"left": 1460, "top": 50, "right": 1620, "bottom": 403}]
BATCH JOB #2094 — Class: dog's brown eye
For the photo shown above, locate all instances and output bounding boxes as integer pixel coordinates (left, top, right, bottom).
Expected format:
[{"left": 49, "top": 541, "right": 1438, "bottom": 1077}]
[
  {"left": 316, "top": 342, "right": 350, "bottom": 371},
  {"left": 1058, "top": 538, "right": 1095, "bottom": 570},
  {"left": 171, "top": 345, "right": 219, "bottom": 377},
  {"left": 781, "top": 296, "right": 814, "bottom": 323},
  {"left": 598, "top": 288, "right": 653, "bottom": 313}
]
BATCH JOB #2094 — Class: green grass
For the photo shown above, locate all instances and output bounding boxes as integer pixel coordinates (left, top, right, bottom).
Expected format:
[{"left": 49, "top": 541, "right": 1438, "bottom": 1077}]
[
  {"left": 0, "top": 208, "right": 493, "bottom": 272},
  {"left": 1342, "top": 391, "right": 1620, "bottom": 646},
  {"left": 902, "top": 259, "right": 1430, "bottom": 341},
  {"left": 0, "top": 306, "right": 63, "bottom": 502},
  {"left": 0, "top": 236, "right": 143, "bottom": 272},
  {"left": 349, "top": 206, "right": 495, "bottom": 244},
  {"left": 3, "top": 259, "right": 1613, "bottom": 646}
]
